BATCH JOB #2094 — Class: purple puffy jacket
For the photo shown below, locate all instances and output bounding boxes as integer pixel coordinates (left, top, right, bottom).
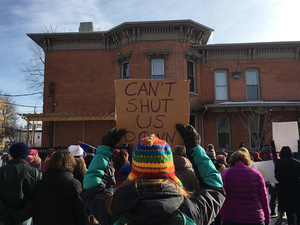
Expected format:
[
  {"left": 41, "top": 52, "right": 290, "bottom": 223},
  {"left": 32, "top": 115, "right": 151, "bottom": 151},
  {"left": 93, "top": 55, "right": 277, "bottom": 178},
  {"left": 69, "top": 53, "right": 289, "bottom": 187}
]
[{"left": 220, "top": 161, "right": 270, "bottom": 224}]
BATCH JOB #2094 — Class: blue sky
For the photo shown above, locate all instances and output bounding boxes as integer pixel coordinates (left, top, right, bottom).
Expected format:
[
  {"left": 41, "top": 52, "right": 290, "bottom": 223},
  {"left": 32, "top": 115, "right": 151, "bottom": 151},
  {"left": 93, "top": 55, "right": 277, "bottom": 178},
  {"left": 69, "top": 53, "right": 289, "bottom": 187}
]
[{"left": 0, "top": 0, "right": 299, "bottom": 126}]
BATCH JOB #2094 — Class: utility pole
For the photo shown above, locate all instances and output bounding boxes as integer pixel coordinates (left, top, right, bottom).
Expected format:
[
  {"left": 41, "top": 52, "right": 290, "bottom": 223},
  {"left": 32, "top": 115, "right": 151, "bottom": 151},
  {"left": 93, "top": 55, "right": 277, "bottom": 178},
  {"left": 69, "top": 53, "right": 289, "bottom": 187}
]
[{"left": 32, "top": 107, "right": 36, "bottom": 147}]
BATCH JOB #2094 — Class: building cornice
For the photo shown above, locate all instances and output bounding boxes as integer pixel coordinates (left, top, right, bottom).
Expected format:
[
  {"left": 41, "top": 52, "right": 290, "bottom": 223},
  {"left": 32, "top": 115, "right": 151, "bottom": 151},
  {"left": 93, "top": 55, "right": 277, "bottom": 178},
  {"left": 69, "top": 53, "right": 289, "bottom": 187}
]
[
  {"left": 27, "top": 20, "right": 213, "bottom": 53},
  {"left": 201, "top": 101, "right": 300, "bottom": 113},
  {"left": 193, "top": 41, "right": 300, "bottom": 62}
]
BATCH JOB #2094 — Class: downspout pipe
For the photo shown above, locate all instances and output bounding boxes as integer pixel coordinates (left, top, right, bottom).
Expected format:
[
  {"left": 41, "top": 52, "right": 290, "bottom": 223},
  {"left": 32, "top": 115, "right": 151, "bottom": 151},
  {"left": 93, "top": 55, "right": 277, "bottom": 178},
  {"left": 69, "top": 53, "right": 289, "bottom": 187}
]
[
  {"left": 49, "top": 82, "right": 55, "bottom": 147},
  {"left": 200, "top": 107, "right": 207, "bottom": 147}
]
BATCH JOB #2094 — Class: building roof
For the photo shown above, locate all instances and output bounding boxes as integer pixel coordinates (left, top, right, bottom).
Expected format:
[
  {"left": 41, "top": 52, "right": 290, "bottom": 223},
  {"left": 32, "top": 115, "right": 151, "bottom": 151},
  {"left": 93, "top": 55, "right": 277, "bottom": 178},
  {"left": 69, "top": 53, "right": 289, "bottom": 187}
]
[
  {"left": 203, "top": 101, "right": 300, "bottom": 107},
  {"left": 20, "top": 112, "right": 115, "bottom": 122},
  {"left": 27, "top": 20, "right": 214, "bottom": 52}
]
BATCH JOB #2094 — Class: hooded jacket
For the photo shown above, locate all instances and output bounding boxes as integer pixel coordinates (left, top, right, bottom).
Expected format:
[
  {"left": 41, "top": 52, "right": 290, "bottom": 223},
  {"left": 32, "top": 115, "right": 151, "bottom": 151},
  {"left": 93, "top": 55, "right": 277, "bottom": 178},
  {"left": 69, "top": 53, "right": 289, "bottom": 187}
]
[
  {"left": 221, "top": 161, "right": 270, "bottom": 224},
  {"left": 173, "top": 155, "right": 200, "bottom": 192},
  {"left": 0, "top": 158, "right": 41, "bottom": 224},
  {"left": 34, "top": 169, "right": 89, "bottom": 225},
  {"left": 81, "top": 145, "right": 225, "bottom": 225},
  {"left": 275, "top": 146, "right": 300, "bottom": 213}
]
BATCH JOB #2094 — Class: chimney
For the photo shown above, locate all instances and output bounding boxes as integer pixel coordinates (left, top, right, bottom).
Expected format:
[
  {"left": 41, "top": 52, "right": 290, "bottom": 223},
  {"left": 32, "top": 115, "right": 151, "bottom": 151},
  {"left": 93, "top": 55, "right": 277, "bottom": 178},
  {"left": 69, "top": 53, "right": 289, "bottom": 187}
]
[{"left": 79, "top": 22, "right": 94, "bottom": 32}]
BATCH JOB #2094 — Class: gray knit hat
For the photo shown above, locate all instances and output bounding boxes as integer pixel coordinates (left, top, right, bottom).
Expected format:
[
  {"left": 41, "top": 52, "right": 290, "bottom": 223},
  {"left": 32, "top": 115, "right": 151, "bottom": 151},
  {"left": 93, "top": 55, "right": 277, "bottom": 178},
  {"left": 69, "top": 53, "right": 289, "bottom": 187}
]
[{"left": 206, "top": 144, "right": 216, "bottom": 159}]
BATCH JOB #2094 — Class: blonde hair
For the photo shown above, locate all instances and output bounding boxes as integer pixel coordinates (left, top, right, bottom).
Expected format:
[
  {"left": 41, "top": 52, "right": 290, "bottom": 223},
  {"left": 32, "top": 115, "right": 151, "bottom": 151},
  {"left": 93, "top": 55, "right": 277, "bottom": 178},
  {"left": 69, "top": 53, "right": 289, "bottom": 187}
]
[
  {"left": 106, "top": 177, "right": 192, "bottom": 215},
  {"left": 229, "top": 150, "right": 252, "bottom": 167},
  {"left": 238, "top": 147, "right": 250, "bottom": 155}
]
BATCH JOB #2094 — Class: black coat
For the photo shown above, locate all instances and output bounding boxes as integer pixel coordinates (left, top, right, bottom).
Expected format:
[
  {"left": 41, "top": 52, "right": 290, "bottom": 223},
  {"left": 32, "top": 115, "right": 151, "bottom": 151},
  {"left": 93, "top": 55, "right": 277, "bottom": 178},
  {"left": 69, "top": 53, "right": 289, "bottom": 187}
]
[
  {"left": 33, "top": 169, "right": 89, "bottom": 225},
  {"left": 275, "top": 147, "right": 300, "bottom": 213}
]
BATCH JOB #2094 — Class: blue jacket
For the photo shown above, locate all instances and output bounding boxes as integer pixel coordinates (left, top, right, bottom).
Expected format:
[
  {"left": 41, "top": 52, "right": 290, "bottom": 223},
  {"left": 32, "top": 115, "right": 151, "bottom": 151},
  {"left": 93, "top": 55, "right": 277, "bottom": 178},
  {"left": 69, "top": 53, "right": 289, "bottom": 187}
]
[{"left": 81, "top": 145, "right": 225, "bottom": 225}]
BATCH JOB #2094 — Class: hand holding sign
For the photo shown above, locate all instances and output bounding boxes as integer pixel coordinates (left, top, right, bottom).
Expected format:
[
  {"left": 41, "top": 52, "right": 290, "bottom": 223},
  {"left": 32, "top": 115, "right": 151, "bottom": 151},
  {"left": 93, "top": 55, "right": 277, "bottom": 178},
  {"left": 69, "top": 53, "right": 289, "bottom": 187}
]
[{"left": 176, "top": 124, "right": 201, "bottom": 151}]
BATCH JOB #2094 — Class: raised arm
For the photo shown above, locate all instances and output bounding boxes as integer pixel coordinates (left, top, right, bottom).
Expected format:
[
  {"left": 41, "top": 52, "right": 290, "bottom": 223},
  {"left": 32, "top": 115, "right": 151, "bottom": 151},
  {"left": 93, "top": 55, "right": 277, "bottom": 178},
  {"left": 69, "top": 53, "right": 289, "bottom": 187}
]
[
  {"left": 81, "top": 128, "right": 125, "bottom": 225},
  {"left": 270, "top": 140, "right": 278, "bottom": 163},
  {"left": 176, "top": 124, "right": 225, "bottom": 225}
]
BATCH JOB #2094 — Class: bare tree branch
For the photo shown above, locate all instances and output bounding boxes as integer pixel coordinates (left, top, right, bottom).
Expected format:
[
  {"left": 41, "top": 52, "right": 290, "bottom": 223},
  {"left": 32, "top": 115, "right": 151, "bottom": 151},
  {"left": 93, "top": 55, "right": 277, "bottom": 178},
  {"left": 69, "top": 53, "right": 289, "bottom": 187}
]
[
  {"left": 233, "top": 105, "right": 281, "bottom": 154},
  {"left": 21, "top": 44, "right": 45, "bottom": 100},
  {"left": 0, "top": 90, "right": 20, "bottom": 145}
]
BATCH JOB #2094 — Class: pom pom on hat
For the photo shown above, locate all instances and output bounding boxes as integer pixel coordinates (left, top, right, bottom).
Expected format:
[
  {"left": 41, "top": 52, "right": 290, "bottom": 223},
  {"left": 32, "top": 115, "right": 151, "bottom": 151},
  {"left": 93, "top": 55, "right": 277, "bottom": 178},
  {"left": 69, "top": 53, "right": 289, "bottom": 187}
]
[
  {"left": 127, "top": 134, "right": 182, "bottom": 187},
  {"left": 9, "top": 142, "right": 30, "bottom": 160},
  {"left": 114, "top": 149, "right": 120, "bottom": 156},
  {"left": 68, "top": 145, "right": 84, "bottom": 158}
]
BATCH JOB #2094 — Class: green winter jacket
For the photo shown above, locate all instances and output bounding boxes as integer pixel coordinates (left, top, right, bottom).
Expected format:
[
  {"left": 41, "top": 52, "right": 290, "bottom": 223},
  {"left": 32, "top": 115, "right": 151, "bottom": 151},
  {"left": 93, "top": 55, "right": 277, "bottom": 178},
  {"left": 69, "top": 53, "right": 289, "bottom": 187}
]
[{"left": 0, "top": 158, "right": 41, "bottom": 224}]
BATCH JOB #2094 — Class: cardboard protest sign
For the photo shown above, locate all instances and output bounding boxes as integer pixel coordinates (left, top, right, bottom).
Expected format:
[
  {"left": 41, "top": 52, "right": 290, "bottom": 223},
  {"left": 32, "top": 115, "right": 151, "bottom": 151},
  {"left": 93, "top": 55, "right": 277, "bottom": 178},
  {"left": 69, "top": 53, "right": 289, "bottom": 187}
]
[
  {"left": 272, "top": 121, "right": 299, "bottom": 152},
  {"left": 255, "top": 160, "right": 278, "bottom": 183},
  {"left": 115, "top": 79, "right": 190, "bottom": 150}
]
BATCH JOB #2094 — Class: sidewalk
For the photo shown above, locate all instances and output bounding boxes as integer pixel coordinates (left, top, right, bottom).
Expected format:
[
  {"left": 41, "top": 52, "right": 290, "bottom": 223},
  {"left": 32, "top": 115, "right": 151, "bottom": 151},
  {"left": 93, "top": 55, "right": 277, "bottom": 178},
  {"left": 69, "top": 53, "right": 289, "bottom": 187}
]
[{"left": 270, "top": 212, "right": 288, "bottom": 225}]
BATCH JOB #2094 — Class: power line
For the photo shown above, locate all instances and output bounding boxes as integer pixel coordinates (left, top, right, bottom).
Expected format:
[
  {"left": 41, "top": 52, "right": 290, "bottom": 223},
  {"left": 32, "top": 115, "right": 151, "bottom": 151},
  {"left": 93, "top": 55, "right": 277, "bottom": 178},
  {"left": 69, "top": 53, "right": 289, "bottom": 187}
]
[
  {"left": 2, "top": 102, "right": 43, "bottom": 108},
  {"left": 10, "top": 103, "right": 43, "bottom": 108},
  {"left": 0, "top": 92, "right": 42, "bottom": 97}
]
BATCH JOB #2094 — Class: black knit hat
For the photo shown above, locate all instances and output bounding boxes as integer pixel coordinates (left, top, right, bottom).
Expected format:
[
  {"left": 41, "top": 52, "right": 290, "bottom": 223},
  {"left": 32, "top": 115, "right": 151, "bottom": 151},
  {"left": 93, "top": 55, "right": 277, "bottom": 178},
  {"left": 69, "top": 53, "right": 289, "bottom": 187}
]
[{"left": 9, "top": 142, "right": 30, "bottom": 160}]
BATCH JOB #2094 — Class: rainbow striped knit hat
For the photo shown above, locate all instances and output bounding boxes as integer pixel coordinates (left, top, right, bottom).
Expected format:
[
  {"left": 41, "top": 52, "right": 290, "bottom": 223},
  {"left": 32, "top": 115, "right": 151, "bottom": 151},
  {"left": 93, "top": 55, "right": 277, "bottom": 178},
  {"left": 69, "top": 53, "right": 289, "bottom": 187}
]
[{"left": 127, "top": 134, "right": 182, "bottom": 187}]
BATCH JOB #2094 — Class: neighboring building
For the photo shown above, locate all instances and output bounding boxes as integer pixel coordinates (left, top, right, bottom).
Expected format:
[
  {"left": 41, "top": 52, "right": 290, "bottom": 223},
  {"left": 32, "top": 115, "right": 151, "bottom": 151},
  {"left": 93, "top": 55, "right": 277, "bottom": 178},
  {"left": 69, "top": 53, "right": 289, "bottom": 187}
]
[
  {"left": 24, "top": 20, "right": 300, "bottom": 152},
  {"left": 0, "top": 99, "right": 7, "bottom": 152},
  {"left": 20, "top": 123, "right": 42, "bottom": 148}
]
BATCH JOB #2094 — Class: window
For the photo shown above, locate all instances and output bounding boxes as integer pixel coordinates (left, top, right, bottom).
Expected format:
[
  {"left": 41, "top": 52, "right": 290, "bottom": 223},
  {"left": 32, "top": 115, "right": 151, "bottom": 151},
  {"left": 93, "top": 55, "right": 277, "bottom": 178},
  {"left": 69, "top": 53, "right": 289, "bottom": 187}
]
[
  {"left": 116, "top": 52, "right": 131, "bottom": 79},
  {"left": 214, "top": 71, "right": 228, "bottom": 101},
  {"left": 0, "top": 109, "right": 4, "bottom": 116},
  {"left": 246, "top": 69, "right": 260, "bottom": 100},
  {"left": 189, "top": 114, "right": 198, "bottom": 131},
  {"left": 151, "top": 59, "right": 165, "bottom": 79},
  {"left": 217, "top": 117, "right": 231, "bottom": 149},
  {"left": 121, "top": 62, "right": 129, "bottom": 79},
  {"left": 187, "top": 61, "right": 196, "bottom": 92}
]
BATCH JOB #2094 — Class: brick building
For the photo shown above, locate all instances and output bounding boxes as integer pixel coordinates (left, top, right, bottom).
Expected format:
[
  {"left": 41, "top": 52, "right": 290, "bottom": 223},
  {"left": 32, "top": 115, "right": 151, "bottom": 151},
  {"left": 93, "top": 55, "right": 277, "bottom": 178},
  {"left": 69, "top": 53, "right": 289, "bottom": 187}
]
[{"left": 25, "top": 20, "right": 300, "bottom": 153}]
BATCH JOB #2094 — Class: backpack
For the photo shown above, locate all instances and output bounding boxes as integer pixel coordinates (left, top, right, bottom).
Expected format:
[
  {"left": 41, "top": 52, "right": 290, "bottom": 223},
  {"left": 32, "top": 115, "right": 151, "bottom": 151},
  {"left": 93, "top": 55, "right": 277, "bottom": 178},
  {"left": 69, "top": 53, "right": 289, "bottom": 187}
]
[{"left": 116, "top": 209, "right": 186, "bottom": 225}]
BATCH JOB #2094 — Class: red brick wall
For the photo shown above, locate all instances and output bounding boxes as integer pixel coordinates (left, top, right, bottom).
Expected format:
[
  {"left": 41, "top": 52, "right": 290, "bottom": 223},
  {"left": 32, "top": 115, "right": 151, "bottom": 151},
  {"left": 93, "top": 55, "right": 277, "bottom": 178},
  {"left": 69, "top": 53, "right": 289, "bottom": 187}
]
[
  {"left": 42, "top": 40, "right": 200, "bottom": 147},
  {"left": 200, "top": 111, "right": 300, "bottom": 152},
  {"left": 42, "top": 40, "right": 300, "bottom": 150},
  {"left": 199, "top": 59, "right": 300, "bottom": 103}
]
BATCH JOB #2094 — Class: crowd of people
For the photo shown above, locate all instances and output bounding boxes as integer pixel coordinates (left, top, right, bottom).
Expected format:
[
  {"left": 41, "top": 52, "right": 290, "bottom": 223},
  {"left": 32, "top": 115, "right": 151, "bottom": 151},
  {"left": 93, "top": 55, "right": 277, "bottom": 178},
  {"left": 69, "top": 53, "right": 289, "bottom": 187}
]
[{"left": 0, "top": 124, "right": 299, "bottom": 225}]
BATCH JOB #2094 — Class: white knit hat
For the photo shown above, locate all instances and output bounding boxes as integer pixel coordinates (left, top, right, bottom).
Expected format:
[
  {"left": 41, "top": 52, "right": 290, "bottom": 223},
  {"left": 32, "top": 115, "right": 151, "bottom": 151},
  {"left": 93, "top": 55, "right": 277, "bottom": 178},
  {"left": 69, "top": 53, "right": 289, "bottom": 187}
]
[{"left": 68, "top": 145, "right": 84, "bottom": 158}]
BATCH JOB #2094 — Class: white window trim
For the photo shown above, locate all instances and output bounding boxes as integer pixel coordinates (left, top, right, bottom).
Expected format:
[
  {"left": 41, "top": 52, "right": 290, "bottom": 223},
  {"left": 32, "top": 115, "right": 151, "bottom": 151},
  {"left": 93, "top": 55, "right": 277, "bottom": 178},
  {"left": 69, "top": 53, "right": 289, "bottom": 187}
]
[
  {"left": 189, "top": 113, "right": 198, "bottom": 131},
  {"left": 121, "top": 61, "right": 130, "bottom": 79},
  {"left": 187, "top": 60, "right": 197, "bottom": 93},
  {"left": 151, "top": 59, "right": 165, "bottom": 79},
  {"left": 245, "top": 69, "right": 261, "bottom": 100},
  {"left": 214, "top": 70, "right": 229, "bottom": 101}
]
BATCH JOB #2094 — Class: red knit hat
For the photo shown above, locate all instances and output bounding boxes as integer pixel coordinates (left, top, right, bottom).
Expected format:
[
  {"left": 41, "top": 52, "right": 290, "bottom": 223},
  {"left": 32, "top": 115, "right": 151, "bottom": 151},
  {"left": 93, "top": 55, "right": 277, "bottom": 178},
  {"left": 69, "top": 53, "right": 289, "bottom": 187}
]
[
  {"left": 26, "top": 149, "right": 41, "bottom": 167},
  {"left": 253, "top": 152, "right": 260, "bottom": 159}
]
